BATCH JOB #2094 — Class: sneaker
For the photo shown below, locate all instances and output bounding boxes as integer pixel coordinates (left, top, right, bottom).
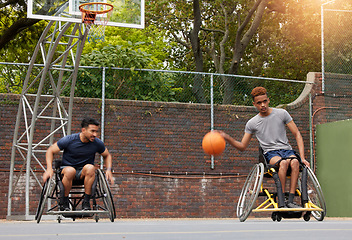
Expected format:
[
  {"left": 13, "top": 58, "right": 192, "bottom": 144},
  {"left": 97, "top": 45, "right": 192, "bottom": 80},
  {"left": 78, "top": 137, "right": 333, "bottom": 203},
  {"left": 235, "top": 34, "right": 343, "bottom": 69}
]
[
  {"left": 286, "top": 202, "right": 302, "bottom": 209},
  {"left": 82, "top": 200, "right": 91, "bottom": 211},
  {"left": 60, "top": 199, "right": 70, "bottom": 211}
]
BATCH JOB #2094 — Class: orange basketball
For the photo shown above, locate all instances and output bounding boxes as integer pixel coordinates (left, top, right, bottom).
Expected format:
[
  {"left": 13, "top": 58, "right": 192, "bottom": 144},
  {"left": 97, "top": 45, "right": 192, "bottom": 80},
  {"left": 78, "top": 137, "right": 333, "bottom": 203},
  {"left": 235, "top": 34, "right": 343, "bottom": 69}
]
[{"left": 202, "top": 131, "right": 226, "bottom": 156}]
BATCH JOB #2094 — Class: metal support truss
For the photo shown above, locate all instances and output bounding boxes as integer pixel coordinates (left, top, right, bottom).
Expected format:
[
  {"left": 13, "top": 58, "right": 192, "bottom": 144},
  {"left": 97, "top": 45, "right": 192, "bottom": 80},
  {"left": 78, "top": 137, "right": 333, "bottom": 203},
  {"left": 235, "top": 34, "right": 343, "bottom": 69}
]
[{"left": 7, "top": 20, "right": 89, "bottom": 220}]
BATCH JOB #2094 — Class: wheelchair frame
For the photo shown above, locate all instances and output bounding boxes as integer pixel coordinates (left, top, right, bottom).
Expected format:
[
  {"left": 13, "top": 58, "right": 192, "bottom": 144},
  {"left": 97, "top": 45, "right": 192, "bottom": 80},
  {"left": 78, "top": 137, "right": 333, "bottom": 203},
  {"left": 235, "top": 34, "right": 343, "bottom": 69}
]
[
  {"left": 236, "top": 148, "right": 326, "bottom": 222},
  {"left": 35, "top": 164, "right": 116, "bottom": 223}
]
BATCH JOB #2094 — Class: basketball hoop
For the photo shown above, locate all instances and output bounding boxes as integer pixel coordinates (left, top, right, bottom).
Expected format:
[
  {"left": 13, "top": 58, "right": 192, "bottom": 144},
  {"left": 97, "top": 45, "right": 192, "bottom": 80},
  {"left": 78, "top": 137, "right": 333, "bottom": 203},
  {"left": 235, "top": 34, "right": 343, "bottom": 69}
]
[{"left": 79, "top": 2, "right": 114, "bottom": 43}]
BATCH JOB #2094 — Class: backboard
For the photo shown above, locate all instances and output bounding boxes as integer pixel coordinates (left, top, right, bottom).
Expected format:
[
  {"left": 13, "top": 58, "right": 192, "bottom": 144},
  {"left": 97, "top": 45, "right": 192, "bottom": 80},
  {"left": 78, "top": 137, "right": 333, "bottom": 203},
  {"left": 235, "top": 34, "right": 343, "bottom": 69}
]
[{"left": 28, "top": 0, "right": 145, "bottom": 28}]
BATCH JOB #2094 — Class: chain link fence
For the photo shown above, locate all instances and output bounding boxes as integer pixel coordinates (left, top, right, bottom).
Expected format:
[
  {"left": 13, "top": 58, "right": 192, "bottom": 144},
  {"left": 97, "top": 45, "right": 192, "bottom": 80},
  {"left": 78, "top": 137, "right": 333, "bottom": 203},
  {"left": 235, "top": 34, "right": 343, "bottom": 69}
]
[
  {"left": 0, "top": 62, "right": 305, "bottom": 107},
  {"left": 1, "top": 61, "right": 310, "bottom": 174},
  {"left": 320, "top": 0, "right": 352, "bottom": 123},
  {"left": 1, "top": 1, "right": 352, "bottom": 176}
]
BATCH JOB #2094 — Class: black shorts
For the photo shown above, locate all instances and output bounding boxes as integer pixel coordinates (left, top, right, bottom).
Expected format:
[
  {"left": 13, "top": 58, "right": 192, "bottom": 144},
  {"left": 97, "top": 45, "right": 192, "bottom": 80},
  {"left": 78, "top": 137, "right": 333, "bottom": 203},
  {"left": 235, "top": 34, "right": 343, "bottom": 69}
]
[{"left": 60, "top": 166, "right": 84, "bottom": 180}]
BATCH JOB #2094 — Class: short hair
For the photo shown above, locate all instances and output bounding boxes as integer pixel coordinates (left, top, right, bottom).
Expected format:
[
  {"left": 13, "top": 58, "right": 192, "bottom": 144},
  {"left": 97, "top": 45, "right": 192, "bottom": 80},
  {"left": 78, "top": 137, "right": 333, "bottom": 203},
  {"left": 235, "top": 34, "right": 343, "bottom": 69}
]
[
  {"left": 81, "top": 117, "right": 100, "bottom": 128},
  {"left": 251, "top": 87, "right": 268, "bottom": 100}
]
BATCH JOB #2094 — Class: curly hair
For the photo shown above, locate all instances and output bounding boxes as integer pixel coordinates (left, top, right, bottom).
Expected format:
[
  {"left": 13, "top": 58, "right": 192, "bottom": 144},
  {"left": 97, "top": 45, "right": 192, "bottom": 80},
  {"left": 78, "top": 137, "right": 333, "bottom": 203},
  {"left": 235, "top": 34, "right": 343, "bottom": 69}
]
[{"left": 251, "top": 87, "right": 267, "bottom": 100}]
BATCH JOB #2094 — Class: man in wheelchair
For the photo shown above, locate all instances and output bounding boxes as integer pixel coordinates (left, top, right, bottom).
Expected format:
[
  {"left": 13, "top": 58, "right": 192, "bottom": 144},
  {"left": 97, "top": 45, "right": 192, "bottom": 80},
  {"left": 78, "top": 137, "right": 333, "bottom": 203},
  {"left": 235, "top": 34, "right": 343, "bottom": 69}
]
[
  {"left": 43, "top": 117, "right": 114, "bottom": 211},
  {"left": 219, "top": 87, "right": 310, "bottom": 208}
]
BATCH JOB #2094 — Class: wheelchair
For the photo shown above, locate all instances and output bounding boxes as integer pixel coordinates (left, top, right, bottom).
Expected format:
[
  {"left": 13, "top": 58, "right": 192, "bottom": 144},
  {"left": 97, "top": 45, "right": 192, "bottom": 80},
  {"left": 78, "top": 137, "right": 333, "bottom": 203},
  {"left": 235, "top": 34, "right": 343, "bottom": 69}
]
[
  {"left": 35, "top": 161, "right": 116, "bottom": 223},
  {"left": 236, "top": 148, "right": 326, "bottom": 222}
]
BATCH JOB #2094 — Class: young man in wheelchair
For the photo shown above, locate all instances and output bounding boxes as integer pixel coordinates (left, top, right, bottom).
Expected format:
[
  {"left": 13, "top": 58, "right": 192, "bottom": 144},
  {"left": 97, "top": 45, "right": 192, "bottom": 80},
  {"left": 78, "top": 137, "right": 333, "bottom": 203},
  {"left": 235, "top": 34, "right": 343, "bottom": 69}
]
[
  {"left": 43, "top": 117, "right": 114, "bottom": 211},
  {"left": 219, "top": 87, "right": 310, "bottom": 208}
]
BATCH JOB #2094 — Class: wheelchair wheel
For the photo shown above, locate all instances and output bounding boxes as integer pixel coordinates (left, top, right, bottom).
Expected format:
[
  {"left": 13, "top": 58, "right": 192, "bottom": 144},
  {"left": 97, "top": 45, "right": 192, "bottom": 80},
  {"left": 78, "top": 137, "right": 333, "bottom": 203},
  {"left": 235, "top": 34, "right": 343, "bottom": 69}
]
[
  {"left": 35, "top": 177, "right": 55, "bottom": 223},
  {"left": 306, "top": 167, "right": 326, "bottom": 221},
  {"left": 298, "top": 167, "right": 326, "bottom": 221},
  {"left": 97, "top": 169, "right": 116, "bottom": 222},
  {"left": 236, "top": 163, "right": 264, "bottom": 222}
]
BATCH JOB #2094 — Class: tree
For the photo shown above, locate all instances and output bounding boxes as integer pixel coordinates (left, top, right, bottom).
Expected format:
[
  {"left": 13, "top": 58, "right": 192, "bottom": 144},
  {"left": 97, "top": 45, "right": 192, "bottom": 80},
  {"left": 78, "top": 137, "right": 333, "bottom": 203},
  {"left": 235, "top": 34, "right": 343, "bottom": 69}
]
[
  {"left": 147, "top": 0, "right": 322, "bottom": 104},
  {"left": 147, "top": 0, "right": 283, "bottom": 104},
  {"left": 1, "top": 0, "right": 323, "bottom": 105},
  {"left": 0, "top": 0, "right": 44, "bottom": 54},
  {"left": 86, "top": 24, "right": 176, "bottom": 69},
  {"left": 323, "top": 0, "right": 352, "bottom": 75},
  {"left": 78, "top": 43, "right": 179, "bottom": 101},
  {"left": 0, "top": 1, "right": 47, "bottom": 92}
]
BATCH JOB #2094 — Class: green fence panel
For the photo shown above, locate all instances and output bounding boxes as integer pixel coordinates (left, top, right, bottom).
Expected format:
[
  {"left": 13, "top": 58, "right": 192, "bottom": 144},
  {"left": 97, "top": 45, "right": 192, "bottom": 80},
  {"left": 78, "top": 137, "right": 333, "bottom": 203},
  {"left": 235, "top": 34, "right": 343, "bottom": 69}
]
[{"left": 316, "top": 119, "right": 352, "bottom": 217}]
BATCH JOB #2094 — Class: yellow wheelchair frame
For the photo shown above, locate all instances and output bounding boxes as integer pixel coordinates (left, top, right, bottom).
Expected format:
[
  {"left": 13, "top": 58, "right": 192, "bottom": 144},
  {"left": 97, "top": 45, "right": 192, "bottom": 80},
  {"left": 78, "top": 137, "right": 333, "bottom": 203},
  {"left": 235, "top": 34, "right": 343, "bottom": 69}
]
[{"left": 236, "top": 148, "right": 326, "bottom": 222}]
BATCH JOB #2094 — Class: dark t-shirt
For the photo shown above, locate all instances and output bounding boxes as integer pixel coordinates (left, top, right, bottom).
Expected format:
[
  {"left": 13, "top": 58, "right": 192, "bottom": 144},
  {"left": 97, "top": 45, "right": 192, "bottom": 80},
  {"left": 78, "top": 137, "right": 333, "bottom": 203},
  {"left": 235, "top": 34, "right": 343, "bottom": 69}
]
[{"left": 57, "top": 133, "right": 106, "bottom": 167}]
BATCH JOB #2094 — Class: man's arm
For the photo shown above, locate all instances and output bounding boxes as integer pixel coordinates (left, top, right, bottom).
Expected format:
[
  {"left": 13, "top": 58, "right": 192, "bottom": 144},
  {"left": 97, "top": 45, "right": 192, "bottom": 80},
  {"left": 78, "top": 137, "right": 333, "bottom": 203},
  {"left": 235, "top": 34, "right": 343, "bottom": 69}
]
[
  {"left": 286, "top": 120, "right": 310, "bottom": 167},
  {"left": 101, "top": 148, "right": 114, "bottom": 185},
  {"left": 43, "top": 143, "right": 61, "bottom": 182},
  {"left": 218, "top": 131, "right": 252, "bottom": 152}
]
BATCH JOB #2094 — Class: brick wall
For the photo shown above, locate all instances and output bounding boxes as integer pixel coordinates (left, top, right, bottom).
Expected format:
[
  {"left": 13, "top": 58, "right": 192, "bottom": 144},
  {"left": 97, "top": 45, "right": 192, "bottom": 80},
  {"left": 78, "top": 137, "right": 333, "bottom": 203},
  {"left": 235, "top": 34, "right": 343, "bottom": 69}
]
[{"left": 0, "top": 72, "right": 332, "bottom": 219}]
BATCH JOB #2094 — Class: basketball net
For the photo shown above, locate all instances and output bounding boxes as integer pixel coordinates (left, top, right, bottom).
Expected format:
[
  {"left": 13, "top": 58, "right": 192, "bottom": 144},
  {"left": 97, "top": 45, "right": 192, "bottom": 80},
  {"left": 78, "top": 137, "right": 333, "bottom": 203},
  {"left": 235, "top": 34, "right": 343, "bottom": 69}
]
[{"left": 79, "top": 3, "right": 114, "bottom": 43}]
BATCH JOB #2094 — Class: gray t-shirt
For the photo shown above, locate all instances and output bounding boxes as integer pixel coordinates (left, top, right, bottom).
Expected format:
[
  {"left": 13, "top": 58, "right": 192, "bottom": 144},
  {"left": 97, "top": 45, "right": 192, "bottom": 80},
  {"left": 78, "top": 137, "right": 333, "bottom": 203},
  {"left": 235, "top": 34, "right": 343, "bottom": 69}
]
[{"left": 245, "top": 108, "right": 293, "bottom": 154}]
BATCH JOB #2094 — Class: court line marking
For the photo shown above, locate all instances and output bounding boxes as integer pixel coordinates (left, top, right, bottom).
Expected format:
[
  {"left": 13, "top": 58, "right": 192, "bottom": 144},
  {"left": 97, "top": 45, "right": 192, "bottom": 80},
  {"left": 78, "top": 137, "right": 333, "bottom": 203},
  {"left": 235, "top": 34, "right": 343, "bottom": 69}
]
[{"left": 1, "top": 228, "right": 352, "bottom": 237}]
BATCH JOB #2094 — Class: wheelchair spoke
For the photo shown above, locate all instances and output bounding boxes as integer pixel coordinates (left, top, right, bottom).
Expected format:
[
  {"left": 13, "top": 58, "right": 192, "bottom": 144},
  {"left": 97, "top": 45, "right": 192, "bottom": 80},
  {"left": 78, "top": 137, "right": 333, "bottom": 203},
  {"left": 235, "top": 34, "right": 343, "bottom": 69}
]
[
  {"left": 306, "top": 167, "right": 326, "bottom": 220},
  {"left": 96, "top": 169, "right": 116, "bottom": 222},
  {"left": 298, "top": 167, "right": 326, "bottom": 221},
  {"left": 35, "top": 177, "right": 56, "bottom": 223},
  {"left": 237, "top": 163, "right": 264, "bottom": 222}
]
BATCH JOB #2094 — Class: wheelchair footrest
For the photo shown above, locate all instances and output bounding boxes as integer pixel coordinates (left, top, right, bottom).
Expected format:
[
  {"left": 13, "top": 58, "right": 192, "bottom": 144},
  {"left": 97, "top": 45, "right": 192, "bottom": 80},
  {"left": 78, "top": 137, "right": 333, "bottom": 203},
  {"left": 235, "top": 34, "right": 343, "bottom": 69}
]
[
  {"left": 46, "top": 210, "right": 107, "bottom": 216},
  {"left": 252, "top": 207, "right": 323, "bottom": 212},
  {"left": 279, "top": 211, "right": 303, "bottom": 219}
]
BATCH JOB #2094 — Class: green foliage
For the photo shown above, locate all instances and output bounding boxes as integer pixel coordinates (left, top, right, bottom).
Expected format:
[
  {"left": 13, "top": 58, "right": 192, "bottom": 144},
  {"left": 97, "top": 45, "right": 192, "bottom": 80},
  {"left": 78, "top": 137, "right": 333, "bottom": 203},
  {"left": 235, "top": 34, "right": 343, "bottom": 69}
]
[
  {"left": 110, "top": 0, "right": 142, "bottom": 25},
  {"left": 78, "top": 44, "right": 181, "bottom": 101},
  {"left": 0, "top": 3, "right": 46, "bottom": 62},
  {"left": 146, "top": 0, "right": 321, "bottom": 104},
  {"left": 241, "top": 0, "right": 321, "bottom": 104},
  {"left": 83, "top": 24, "right": 175, "bottom": 69},
  {"left": 0, "top": 0, "right": 324, "bottom": 106},
  {"left": 324, "top": 4, "right": 352, "bottom": 75},
  {"left": 0, "top": 64, "right": 25, "bottom": 94},
  {"left": 81, "top": 43, "right": 151, "bottom": 68},
  {"left": 249, "top": 0, "right": 321, "bottom": 80}
]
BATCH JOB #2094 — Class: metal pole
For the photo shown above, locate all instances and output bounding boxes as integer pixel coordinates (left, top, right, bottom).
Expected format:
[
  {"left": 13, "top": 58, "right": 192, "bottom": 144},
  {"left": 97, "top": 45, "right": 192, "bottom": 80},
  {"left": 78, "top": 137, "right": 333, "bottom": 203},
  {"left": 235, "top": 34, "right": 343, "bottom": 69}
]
[
  {"left": 7, "top": 21, "right": 55, "bottom": 218},
  {"left": 210, "top": 74, "right": 214, "bottom": 169},
  {"left": 24, "top": 23, "right": 74, "bottom": 217},
  {"left": 321, "top": 3, "right": 325, "bottom": 93},
  {"left": 7, "top": 100, "right": 23, "bottom": 217},
  {"left": 24, "top": 22, "right": 73, "bottom": 217},
  {"left": 309, "top": 93, "right": 313, "bottom": 168},
  {"left": 25, "top": 83, "right": 45, "bottom": 217},
  {"left": 67, "top": 24, "right": 89, "bottom": 135},
  {"left": 321, "top": 1, "right": 335, "bottom": 93},
  {"left": 100, "top": 67, "right": 106, "bottom": 169}
]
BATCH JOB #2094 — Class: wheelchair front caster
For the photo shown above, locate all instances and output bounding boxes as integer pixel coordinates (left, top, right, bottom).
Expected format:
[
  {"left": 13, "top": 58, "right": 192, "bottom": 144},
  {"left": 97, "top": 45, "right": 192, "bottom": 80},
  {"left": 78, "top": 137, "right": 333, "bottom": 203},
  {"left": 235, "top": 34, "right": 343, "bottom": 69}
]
[
  {"left": 271, "top": 212, "right": 282, "bottom": 222},
  {"left": 303, "top": 213, "right": 311, "bottom": 222},
  {"left": 271, "top": 212, "right": 277, "bottom": 221}
]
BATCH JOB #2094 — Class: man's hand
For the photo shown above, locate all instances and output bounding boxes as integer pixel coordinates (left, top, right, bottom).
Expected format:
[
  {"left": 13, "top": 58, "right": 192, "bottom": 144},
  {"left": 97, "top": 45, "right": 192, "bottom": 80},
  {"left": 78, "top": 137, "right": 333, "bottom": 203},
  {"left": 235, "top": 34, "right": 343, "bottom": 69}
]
[
  {"left": 215, "top": 130, "right": 230, "bottom": 141},
  {"left": 301, "top": 159, "right": 310, "bottom": 168},
  {"left": 44, "top": 143, "right": 60, "bottom": 183},
  {"left": 215, "top": 130, "right": 251, "bottom": 152},
  {"left": 43, "top": 168, "right": 54, "bottom": 183},
  {"left": 106, "top": 169, "right": 114, "bottom": 185}
]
